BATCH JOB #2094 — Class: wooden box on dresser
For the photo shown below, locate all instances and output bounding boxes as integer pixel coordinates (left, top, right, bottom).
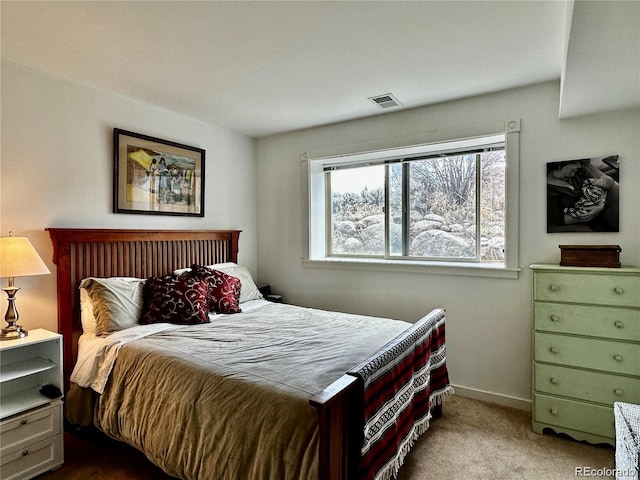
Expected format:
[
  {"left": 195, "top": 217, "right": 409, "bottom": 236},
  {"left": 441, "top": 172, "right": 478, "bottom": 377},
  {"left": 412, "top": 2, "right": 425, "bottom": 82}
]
[
  {"left": 530, "top": 264, "right": 640, "bottom": 446},
  {"left": 0, "top": 329, "right": 63, "bottom": 480}
]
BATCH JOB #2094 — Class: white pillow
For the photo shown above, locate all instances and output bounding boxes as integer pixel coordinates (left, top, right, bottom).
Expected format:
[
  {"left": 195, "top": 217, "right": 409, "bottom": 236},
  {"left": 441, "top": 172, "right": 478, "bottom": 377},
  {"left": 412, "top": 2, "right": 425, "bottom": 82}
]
[
  {"left": 79, "top": 277, "right": 146, "bottom": 335},
  {"left": 207, "top": 262, "right": 239, "bottom": 270},
  {"left": 206, "top": 263, "right": 263, "bottom": 303},
  {"left": 79, "top": 287, "right": 97, "bottom": 334},
  {"left": 173, "top": 263, "right": 239, "bottom": 277}
]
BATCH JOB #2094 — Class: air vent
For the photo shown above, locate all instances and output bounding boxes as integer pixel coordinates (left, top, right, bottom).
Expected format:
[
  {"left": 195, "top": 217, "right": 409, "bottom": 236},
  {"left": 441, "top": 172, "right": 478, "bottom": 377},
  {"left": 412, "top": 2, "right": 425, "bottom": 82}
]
[{"left": 369, "top": 93, "right": 402, "bottom": 109}]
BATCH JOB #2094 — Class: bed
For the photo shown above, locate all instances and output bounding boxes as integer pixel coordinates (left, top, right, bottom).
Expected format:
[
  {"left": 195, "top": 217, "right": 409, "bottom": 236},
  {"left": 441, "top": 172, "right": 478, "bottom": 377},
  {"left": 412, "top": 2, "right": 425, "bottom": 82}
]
[{"left": 46, "top": 228, "right": 452, "bottom": 480}]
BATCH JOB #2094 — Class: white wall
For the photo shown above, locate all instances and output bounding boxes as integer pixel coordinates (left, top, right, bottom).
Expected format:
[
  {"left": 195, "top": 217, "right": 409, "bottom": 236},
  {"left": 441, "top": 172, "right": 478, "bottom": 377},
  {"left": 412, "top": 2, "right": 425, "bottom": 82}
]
[
  {"left": 1, "top": 61, "right": 258, "bottom": 334},
  {"left": 3, "top": 64, "right": 637, "bottom": 407},
  {"left": 256, "top": 81, "right": 640, "bottom": 407}
]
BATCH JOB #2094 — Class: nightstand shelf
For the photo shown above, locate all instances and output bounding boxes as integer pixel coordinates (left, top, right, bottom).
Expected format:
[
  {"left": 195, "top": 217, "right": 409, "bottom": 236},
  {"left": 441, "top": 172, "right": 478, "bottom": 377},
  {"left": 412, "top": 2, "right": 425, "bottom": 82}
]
[
  {"left": 1, "top": 388, "right": 57, "bottom": 420},
  {"left": 0, "top": 329, "right": 64, "bottom": 479},
  {"left": 1, "top": 357, "right": 58, "bottom": 383}
]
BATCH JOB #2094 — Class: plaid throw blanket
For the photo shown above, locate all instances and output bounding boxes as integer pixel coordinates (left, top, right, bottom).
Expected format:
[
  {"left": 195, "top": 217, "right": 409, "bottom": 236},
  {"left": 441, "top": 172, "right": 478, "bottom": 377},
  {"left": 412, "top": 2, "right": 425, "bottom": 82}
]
[{"left": 348, "top": 308, "right": 453, "bottom": 480}]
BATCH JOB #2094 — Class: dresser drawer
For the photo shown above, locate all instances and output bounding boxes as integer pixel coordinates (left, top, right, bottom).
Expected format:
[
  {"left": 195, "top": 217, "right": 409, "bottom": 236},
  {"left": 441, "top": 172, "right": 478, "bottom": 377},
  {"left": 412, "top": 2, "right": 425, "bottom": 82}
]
[
  {"left": 534, "top": 393, "right": 615, "bottom": 439},
  {"left": 535, "top": 333, "right": 639, "bottom": 376},
  {"left": 0, "top": 433, "right": 63, "bottom": 480},
  {"left": 534, "top": 272, "right": 640, "bottom": 307},
  {"left": 534, "top": 302, "right": 640, "bottom": 341},
  {"left": 0, "top": 403, "right": 61, "bottom": 457},
  {"left": 534, "top": 363, "right": 640, "bottom": 405}
]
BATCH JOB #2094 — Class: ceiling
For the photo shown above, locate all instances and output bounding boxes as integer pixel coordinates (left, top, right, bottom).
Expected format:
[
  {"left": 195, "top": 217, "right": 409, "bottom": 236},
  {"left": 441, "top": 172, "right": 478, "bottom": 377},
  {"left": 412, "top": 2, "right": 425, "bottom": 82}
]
[{"left": 2, "top": 1, "right": 638, "bottom": 138}]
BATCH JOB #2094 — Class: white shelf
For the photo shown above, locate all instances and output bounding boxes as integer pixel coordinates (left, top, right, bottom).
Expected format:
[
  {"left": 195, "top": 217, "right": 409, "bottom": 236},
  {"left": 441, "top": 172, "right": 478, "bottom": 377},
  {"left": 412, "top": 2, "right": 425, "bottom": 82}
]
[
  {"left": 0, "top": 329, "right": 61, "bottom": 349},
  {"left": 0, "top": 357, "right": 57, "bottom": 383},
  {"left": 0, "top": 328, "right": 64, "bottom": 478},
  {"left": 0, "top": 329, "right": 62, "bottom": 422},
  {"left": 0, "top": 386, "right": 53, "bottom": 419}
]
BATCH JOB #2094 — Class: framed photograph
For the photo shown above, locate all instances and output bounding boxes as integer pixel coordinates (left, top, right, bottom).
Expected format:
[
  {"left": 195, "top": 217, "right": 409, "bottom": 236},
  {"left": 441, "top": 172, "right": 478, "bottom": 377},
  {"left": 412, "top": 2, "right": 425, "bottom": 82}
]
[
  {"left": 546, "top": 155, "right": 619, "bottom": 233},
  {"left": 114, "top": 128, "right": 205, "bottom": 217}
]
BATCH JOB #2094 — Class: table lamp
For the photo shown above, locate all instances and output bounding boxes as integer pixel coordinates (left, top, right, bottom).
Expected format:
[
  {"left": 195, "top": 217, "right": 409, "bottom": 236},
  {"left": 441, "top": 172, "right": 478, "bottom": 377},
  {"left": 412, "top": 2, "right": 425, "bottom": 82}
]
[{"left": 0, "top": 234, "right": 50, "bottom": 340}]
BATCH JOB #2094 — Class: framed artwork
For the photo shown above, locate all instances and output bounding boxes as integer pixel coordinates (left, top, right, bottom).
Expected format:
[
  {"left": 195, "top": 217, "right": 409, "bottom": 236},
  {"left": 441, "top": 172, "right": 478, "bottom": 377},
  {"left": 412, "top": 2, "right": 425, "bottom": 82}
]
[
  {"left": 113, "top": 128, "right": 205, "bottom": 217},
  {"left": 546, "top": 155, "right": 619, "bottom": 233}
]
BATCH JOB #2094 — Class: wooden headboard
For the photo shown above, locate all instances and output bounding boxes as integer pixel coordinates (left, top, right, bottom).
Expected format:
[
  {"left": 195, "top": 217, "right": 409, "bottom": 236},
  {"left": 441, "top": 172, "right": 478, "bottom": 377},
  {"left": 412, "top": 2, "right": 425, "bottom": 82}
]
[{"left": 46, "top": 228, "right": 241, "bottom": 387}]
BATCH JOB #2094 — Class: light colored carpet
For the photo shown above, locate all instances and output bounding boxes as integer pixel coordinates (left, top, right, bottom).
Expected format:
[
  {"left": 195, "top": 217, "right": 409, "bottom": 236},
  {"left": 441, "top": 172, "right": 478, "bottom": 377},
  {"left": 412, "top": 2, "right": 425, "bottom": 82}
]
[
  {"left": 397, "top": 394, "right": 615, "bottom": 480},
  {"left": 40, "top": 394, "right": 615, "bottom": 480}
]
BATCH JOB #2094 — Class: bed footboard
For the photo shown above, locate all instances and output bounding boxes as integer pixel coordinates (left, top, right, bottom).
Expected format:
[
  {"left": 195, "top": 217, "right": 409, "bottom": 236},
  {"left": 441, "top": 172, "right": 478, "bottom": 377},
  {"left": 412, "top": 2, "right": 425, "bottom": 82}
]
[
  {"left": 310, "top": 374, "right": 360, "bottom": 480},
  {"left": 310, "top": 308, "right": 451, "bottom": 480}
]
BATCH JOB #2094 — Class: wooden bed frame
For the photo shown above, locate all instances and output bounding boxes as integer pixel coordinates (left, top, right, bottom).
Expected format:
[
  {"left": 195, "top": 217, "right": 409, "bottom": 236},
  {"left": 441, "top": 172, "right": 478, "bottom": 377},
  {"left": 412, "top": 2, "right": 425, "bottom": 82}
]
[{"left": 46, "top": 227, "right": 361, "bottom": 480}]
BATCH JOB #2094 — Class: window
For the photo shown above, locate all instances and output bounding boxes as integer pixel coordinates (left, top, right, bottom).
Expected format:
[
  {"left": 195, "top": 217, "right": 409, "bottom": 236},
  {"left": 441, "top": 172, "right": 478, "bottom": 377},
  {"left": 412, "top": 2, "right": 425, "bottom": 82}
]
[{"left": 303, "top": 125, "right": 520, "bottom": 278}]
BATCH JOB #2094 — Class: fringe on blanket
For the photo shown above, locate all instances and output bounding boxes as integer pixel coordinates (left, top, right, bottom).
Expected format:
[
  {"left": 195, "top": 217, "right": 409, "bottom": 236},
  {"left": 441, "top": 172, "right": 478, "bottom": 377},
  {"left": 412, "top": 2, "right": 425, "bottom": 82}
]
[
  {"left": 430, "top": 385, "right": 455, "bottom": 407},
  {"left": 374, "top": 386, "right": 456, "bottom": 480},
  {"left": 375, "top": 418, "right": 430, "bottom": 480}
]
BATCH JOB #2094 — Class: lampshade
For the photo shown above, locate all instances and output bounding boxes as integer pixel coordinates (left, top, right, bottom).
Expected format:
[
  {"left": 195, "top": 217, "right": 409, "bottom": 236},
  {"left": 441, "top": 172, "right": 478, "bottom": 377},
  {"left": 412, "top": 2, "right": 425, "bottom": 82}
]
[{"left": 0, "top": 236, "right": 50, "bottom": 279}]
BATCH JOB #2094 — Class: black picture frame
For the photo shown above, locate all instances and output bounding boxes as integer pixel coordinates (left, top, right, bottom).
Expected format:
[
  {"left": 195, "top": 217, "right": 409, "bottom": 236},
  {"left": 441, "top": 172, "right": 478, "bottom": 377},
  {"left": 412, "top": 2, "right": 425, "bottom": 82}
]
[
  {"left": 546, "top": 155, "right": 619, "bottom": 233},
  {"left": 113, "top": 128, "right": 205, "bottom": 217}
]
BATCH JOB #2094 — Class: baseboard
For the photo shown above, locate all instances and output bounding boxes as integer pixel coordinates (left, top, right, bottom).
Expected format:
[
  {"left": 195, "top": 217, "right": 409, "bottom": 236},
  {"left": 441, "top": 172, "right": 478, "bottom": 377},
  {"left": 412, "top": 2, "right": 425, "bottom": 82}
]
[{"left": 451, "top": 384, "right": 532, "bottom": 411}]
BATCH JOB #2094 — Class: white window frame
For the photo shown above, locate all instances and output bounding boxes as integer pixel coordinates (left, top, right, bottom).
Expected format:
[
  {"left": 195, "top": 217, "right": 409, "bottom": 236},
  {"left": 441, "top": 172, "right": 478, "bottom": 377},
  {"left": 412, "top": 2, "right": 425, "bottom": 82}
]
[{"left": 301, "top": 120, "right": 521, "bottom": 279}]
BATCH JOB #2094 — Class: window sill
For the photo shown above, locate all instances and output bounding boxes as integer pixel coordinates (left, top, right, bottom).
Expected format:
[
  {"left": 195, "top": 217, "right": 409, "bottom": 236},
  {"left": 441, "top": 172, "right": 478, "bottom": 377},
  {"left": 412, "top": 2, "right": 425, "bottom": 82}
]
[{"left": 302, "top": 257, "right": 521, "bottom": 279}]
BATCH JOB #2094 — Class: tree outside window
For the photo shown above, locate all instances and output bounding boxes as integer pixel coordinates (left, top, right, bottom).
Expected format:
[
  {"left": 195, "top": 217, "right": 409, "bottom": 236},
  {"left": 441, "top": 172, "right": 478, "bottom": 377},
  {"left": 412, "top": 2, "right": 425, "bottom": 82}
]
[{"left": 328, "top": 148, "right": 505, "bottom": 262}]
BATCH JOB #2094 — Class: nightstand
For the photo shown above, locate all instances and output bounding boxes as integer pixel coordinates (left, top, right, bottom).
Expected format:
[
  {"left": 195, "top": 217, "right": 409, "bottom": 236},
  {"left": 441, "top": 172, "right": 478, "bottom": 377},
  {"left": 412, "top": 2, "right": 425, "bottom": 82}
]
[
  {"left": 259, "top": 285, "right": 283, "bottom": 303},
  {"left": 0, "top": 329, "right": 64, "bottom": 479}
]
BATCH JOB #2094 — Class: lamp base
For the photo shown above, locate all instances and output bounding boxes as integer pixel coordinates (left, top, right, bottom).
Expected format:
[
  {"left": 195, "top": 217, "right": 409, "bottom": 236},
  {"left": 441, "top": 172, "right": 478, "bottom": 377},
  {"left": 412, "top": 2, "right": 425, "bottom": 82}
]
[
  {"left": 0, "top": 324, "right": 28, "bottom": 340},
  {"left": 2, "top": 283, "right": 28, "bottom": 340}
]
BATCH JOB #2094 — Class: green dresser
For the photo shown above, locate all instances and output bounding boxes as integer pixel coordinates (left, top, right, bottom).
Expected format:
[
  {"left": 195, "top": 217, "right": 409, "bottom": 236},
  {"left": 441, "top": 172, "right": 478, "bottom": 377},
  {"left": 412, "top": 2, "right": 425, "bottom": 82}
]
[{"left": 531, "top": 264, "right": 640, "bottom": 446}]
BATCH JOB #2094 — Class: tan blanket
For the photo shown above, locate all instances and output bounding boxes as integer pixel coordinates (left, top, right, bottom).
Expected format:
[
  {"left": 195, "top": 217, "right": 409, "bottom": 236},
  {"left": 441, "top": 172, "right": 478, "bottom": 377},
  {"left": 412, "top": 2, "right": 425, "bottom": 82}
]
[{"left": 88, "top": 302, "right": 411, "bottom": 480}]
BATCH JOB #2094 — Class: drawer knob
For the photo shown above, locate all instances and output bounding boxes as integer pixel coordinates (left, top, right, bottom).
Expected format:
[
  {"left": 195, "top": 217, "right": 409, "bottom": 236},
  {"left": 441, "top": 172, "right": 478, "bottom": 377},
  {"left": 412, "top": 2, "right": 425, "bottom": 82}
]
[
  {"left": 21, "top": 450, "right": 29, "bottom": 457},
  {"left": 614, "top": 321, "right": 624, "bottom": 328},
  {"left": 550, "top": 377, "right": 559, "bottom": 385},
  {"left": 613, "top": 354, "right": 623, "bottom": 362},
  {"left": 550, "top": 315, "right": 560, "bottom": 322},
  {"left": 549, "top": 408, "right": 558, "bottom": 416},
  {"left": 549, "top": 284, "right": 559, "bottom": 292},
  {"left": 614, "top": 388, "right": 624, "bottom": 396},
  {"left": 614, "top": 287, "right": 624, "bottom": 295},
  {"left": 20, "top": 419, "right": 28, "bottom": 425},
  {"left": 550, "top": 347, "right": 559, "bottom": 354}
]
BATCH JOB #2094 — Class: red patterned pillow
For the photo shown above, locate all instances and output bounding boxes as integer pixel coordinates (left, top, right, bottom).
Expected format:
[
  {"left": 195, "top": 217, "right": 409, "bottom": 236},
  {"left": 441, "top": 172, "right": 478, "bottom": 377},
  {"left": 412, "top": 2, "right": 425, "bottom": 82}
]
[
  {"left": 140, "top": 275, "right": 209, "bottom": 325},
  {"left": 189, "top": 264, "right": 241, "bottom": 314}
]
